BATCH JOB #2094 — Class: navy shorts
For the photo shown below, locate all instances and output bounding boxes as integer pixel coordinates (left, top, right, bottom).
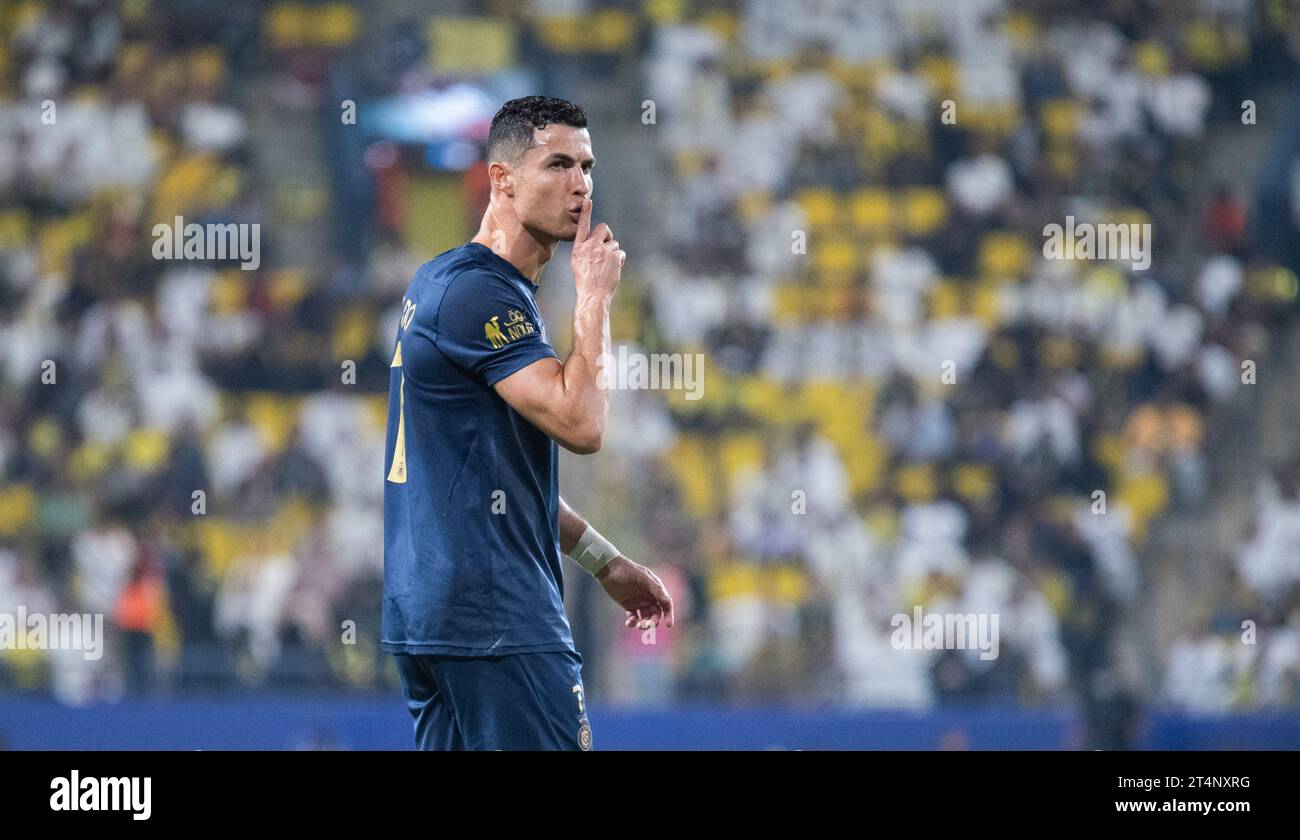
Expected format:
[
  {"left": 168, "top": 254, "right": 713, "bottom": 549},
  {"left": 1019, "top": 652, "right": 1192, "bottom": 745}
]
[{"left": 393, "top": 650, "right": 593, "bottom": 751}]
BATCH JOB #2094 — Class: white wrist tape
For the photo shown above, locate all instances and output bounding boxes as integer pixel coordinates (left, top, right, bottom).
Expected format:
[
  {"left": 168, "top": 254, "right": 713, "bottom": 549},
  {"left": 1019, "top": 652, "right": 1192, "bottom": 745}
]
[{"left": 567, "top": 524, "right": 619, "bottom": 576}]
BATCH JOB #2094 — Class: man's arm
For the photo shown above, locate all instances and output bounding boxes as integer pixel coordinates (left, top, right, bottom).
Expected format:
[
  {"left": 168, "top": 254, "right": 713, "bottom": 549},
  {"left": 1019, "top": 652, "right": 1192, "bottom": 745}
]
[
  {"left": 558, "top": 495, "right": 675, "bottom": 629},
  {"left": 559, "top": 495, "right": 589, "bottom": 556},
  {"left": 493, "top": 198, "right": 624, "bottom": 454}
]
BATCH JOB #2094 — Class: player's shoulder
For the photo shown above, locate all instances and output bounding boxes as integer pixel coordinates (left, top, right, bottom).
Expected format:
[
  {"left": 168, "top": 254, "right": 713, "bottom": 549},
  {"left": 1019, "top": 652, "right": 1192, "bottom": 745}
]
[
  {"left": 409, "top": 244, "right": 519, "bottom": 302},
  {"left": 402, "top": 244, "right": 528, "bottom": 332}
]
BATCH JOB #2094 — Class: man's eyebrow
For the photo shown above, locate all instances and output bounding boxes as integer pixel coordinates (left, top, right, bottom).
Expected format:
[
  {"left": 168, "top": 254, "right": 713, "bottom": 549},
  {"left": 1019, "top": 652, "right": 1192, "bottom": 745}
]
[{"left": 544, "top": 152, "right": 595, "bottom": 166}]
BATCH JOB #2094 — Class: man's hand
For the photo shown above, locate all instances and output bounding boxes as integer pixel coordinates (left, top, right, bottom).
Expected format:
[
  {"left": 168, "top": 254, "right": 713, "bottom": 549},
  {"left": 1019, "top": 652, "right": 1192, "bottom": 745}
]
[
  {"left": 570, "top": 197, "right": 624, "bottom": 300},
  {"left": 595, "top": 555, "right": 674, "bottom": 631}
]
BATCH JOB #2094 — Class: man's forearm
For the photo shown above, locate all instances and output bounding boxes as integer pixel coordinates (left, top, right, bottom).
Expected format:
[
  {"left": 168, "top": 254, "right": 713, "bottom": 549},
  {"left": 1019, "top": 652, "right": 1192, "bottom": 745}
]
[
  {"left": 559, "top": 496, "right": 622, "bottom": 578},
  {"left": 559, "top": 496, "right": 590, "bottom": 555},
  {"left": 558, "top": 291, "right": 612, "bottom": 446}
]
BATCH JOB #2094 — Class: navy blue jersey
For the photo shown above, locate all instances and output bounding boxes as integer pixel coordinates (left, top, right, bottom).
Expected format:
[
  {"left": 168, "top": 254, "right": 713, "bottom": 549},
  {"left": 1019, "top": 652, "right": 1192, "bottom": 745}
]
[{"left": 382, "top": 242, "right": 573, "bottom": 656}]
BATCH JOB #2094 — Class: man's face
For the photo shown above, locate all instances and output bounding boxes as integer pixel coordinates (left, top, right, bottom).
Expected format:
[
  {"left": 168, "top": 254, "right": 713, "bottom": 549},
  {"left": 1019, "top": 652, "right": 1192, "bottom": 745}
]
[{"left": 509, "top": 124, "right": 593, "bottom": 242}]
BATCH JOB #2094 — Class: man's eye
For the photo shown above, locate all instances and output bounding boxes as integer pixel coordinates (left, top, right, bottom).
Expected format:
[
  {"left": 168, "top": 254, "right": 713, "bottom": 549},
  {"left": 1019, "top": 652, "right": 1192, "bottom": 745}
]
[{"left": 551, "top": 161, "right": 564, "bottom": 168}]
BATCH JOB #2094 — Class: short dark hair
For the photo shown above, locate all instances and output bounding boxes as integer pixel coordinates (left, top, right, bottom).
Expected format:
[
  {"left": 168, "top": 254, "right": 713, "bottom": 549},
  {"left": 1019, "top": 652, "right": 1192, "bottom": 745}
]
[{"left": 486, "top": 96, "right": 588, "bottom": 165}]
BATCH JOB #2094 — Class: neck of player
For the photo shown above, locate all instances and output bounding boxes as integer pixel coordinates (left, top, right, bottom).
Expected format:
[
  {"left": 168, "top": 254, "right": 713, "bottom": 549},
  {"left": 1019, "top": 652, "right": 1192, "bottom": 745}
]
[{"left": 471, "top": 203, "right": 556, "bottom": 286}]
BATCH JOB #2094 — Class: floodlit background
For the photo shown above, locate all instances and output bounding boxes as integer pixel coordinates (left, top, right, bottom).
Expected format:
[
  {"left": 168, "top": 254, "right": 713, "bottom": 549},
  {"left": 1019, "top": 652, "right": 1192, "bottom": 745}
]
[{"left": 2, "top": 0, "right": 1300, "bottom": 749}]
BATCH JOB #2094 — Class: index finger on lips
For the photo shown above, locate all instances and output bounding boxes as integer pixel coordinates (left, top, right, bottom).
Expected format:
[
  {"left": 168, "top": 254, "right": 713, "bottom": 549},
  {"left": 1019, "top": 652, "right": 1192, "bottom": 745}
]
[{"left": 575, "top": 197, "right": 592, "bottom": 243}]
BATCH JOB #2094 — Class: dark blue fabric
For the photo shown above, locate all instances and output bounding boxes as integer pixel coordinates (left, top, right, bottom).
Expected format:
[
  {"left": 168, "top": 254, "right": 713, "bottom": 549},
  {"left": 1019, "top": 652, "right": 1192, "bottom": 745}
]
[
  {"left": 383, "top": 242, "right": 572, "bottom": 656},
  {"left": 394, "top": 651, "right": 592, "bottom": 750}
]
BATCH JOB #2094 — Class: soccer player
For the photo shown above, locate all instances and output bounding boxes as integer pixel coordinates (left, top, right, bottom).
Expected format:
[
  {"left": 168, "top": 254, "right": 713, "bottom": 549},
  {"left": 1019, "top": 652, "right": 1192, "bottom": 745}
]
[{"left": 382, "top": 96, "right": 675, "bottom": 750}]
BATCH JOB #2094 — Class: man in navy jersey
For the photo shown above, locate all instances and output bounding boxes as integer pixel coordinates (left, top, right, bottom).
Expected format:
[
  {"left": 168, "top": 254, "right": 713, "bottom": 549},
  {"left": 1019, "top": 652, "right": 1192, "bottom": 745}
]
[{"left": 383, "top": 96, "right": 674, "bottom": 750}]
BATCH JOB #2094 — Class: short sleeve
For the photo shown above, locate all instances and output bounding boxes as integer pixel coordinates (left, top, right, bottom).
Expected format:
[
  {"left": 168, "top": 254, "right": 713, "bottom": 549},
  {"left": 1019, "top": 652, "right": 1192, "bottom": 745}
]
[{"left": 433, "top": 270, "right": 558, "bottom": 386}]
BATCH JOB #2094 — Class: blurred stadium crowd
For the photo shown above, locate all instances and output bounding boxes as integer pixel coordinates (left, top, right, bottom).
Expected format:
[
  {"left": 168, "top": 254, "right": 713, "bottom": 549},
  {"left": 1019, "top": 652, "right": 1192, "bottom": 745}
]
[{"left": 2, "top": 0, "right": 1300, "bottom": 734}]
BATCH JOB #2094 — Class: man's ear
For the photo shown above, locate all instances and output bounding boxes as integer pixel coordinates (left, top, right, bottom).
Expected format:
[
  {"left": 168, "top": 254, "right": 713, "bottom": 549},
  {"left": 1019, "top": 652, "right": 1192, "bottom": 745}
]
[{"left": 488, "top": 160, "right": 515, "bottom": 196}]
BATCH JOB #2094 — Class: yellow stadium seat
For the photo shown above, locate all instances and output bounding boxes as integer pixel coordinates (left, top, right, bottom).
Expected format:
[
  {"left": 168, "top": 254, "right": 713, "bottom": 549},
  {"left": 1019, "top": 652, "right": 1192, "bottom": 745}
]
[
  {"left": 644, "top": 0, "right": 687, "bottom": 25},
  {"left": 918, "top": 55, "right": 957, "bottom": 98},
  {"left": 199, "top": 520, "right": 240, "bottom": 577},
  {"left": 591, "top": 11, "right": 637, "bottom": 52},
  {"left": 698, "top": 10, "right": 740, "bottom": 42},
  {"left": 71, "top": 442, "right": 112, "bottom": 482},
  {"left": 1186, "top": 21, "right": 1224, "bottom": 69},
  {"left": 0, "top": 484, "right": 36, "bottom": 536},
  {"left": 210, "top": 270, "right": 247, "bottom": 317},
  {"left": 843, "top": 433, "right": 886, "bottom": 495},
  {"left": 332, "top": 306, "right": 376, "bottom": 360},
  {"left": 1084, "top": 266, "right": 1127, "bottom": 299},
  {"left": 765, "top": 565, "right": 808, "bottom": 603},
  {"left": 153, "top": 154, "right": 219, "bottom": 220},
  {"left": 816, "top": 285, "right": 856, "bottom": 320},
  {"left": 798, "top": 380, "right": 846, "bottom": 426},
  {"left": 247, "top": 393, "right": 299, "bottom": 454},
  {"left": 736, "top": 376, "right": 786, "bottom": 421},
  {"left": 313, "top": 4, "right": 358, "bottom": 47},
  {"left": 665, "top": 435, "right": 718, "bottom": 519},
  {"left": 720, "top": 433, "right": 765, "bottom": 493},
  {"left": 124, "top": 428, "right": 170, "bottom": 472},
  {"left": 1004, "top": 12, "right": 1039, "bottom": 49},
  {"left": 6, "top": 2, "right": 45, "bottom": 37},
  {"left": 771, "top": 282, "right": 810, "bottom": 323},
  {"left": 1134, "top": 39, "right": 1170, "bottom": 76},
  {"left": 758, "top": 58, "right": 797, "bottom": 81},
  {"left": 27, "top": 417, "right": 61, "bottom": 459},
  {"left": 189, "top": 47, "right": 227, "bottom": 87},
  {"left": 536, "top": 12, "right": 636, "bottom": 54},
  {"left": 1115, "top": 470, "right": 1168, "bottom": 540},
  {"left": 39, "top": 215, "right": 92, "bottom": 277},
  {"left": 1040, "top": 98, "right": 1082, "bottom": 140},
  {"left": 1039, "top": 570, "right": 1070, "bottom": 616},
  {"left": 929, "top": 279, "right": 963, "bottom": 318},
  {"left": 865, "top": 505, "right": 900, "bottom": 543},
  {"left": 971, "top": 279, "right": 1005, "bottom": 327},
  {"left": 951, "top": 462, "right": 995, "bottom": 503},
  {"left": 797, "top": 188, "right": 839, "bottom": 230},
  {"left": 860, "top": 108, "right": 901, "bottom": 165},
  {"left": 0, "top": 210, "right": 29, "bottom": 250},
  {"left": 896, "top": 462, "right": 937, "bottom": 502},
  {"left": 710, "top": 564, "right": 761, "bottom": 601},
  {"left": 265, "top": 4, "right": 308, "bottom": 49},
  {"left": 813, "top": 238, "right": 859, "bottom": 277},
  {"left": 831, "top": 60, "right": 886, "bottom": 93},
  {"left": 902, "top": 187, "right": 947, "bottom": 237},
  {"left": 270, "top": 269, "right": 308, "bottom": 309},
  {"left": 849, "top": 187, "right": 893, "bottom": 234},
  {"left": 736, "top": 190, "right": 770, "bottom": 225},
  {"left": 428, "top": 18, "right": 515, "bottom": 72},
  {"left": 966, "top": 103, "right": 1021, "bottom": 141},
  {"left": 978, "top": 232, "right": 1030, "bottom": 279}
]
